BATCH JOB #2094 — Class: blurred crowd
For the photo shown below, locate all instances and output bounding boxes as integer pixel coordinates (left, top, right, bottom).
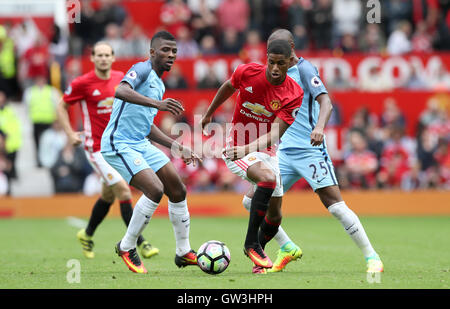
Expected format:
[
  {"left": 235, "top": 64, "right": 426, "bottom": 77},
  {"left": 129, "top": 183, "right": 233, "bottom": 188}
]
[
  {"left": 336, "top": 96, "right": 450, "bottom": 191},
  {"left": 69, "top": 0, "right": 450, "bottom": 92},
  {"left": 67, "top": 0, "right": 450, "bottom": 58},
  {"left": 0, "top": 0, "right": 450, "bottom": 196}
]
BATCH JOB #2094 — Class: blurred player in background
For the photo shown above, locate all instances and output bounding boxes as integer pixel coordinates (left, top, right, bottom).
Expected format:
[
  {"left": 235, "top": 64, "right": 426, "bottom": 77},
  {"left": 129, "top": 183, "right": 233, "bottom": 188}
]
[
  {"left": 101, "top": 31, "right": 201, "bottom": 274},
  {"left": 243, "top": 29, "right": 383, "bottom": 274},
  {"left": 57, "top": 41, "right": 159, "bottom": 260},
  {"left": 201, "top": 39, "right": 303, "bottom": 273}
]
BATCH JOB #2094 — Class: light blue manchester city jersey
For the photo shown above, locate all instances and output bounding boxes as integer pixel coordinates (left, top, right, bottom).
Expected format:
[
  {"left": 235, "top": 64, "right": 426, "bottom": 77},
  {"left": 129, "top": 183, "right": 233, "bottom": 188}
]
[
  {"left": 101, "top": 59, "right": 165, "bottom": 151},
  {"left": 279, "top": 58, "right": 328, "bottom": 150}
]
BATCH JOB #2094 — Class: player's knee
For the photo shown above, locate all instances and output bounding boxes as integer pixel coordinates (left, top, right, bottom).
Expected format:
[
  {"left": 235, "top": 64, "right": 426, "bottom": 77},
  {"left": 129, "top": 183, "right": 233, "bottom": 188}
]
[
  {"left": 167, "top": 182, "right": 187, "bottom": 202},
  {"left": 113, "top": 181, "right": 132, "bottom": 201},
  {"left": 117, "top": 191, "right": 132, "bottom": 202},
  {"left": 257, "top": 171, "right": 277, "bottom": 186},
  {"left": 316, "top": 186, "right": 343, "bottom": 208},
  {"left": 101, "top": 187, "right": 115, "bottom": 204},
  {"left": 143, "top": 185, "right": 164, "bottom": 203},
  {"left": 101, "top": 195, "right": 115, "bottom": 204},
  {"left": 266, "top": 213, "right": 282, "bottom": 225}
]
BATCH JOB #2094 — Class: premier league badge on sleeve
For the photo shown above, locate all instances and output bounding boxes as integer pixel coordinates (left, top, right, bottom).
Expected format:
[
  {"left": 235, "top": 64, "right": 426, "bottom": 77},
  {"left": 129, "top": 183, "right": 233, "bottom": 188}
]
[
  {"left": 311, "top": 76, "right": 322, "bottom": 88},
  {"left": 126, "top": 70, "right": 137, "bottom": 80}
]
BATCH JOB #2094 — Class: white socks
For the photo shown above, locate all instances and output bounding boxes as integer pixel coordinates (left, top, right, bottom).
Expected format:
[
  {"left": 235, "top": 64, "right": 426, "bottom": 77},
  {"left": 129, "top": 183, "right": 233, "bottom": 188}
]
[
  {"left": 242, "top": 196, "right": 378, "bottom": 259},
  {"left": 120, "top": 196, "right": 192, "bottom": 256},
  {"left": 328, "top": 201, "right": 377, "bottom": 259},
  {"left": 121, "top": 195, "right": 159, "bottom": 251},
  {"left": 242, "top": 195, "right": 292, "bottom": 247},
  {"left": 168, "top": 199, "right": 192, "bottom": 256}
]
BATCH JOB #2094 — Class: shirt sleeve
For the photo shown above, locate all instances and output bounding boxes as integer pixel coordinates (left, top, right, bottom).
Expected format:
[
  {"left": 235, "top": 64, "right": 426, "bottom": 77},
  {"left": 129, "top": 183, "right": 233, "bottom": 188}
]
[
  {"left": 230, "top": 64, "right": 246, "bottom": 89},
  {"left": 299, "top": 61, "right": 328, "bottom": 100},
  {"left": 62, "top": 77, "right": 84, "bottom": 105},
  {"left": 121, "top": 61, "right": 152, "bottom": 89}
]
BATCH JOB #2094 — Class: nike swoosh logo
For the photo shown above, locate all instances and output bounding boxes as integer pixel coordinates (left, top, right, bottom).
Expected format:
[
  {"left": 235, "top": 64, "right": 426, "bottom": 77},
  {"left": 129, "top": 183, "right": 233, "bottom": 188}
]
[
  {"left": 345, "top": 224, "right": 355, "bottom": 231},
  {"left": 181, "top": 219, "right": 189, "bottom": 223},
  {"left": 317, "top": 177, "right": 326, "bottom": 183},
  {"left": 246, "top": 249, "right": 272, "bottom": 267}
]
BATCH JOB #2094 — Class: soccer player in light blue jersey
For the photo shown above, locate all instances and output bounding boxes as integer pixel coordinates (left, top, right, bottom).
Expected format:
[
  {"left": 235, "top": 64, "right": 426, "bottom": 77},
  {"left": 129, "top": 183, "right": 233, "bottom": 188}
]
[
  {"left": 243, "top": 29, "right": 383, "bottom": 274},
  {"left": 101, "top": 31, "right": 201, "bottom": 274}
]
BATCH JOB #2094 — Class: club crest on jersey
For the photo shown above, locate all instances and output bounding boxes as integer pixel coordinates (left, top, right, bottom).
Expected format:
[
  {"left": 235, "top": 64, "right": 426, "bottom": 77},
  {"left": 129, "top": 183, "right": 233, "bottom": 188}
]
[
  {"left": 242, "top": 101, "right": 273, "bottom": 117},
  {"left": 270, "top": 100, "right": 281, "bottom": 111},
  {"left": 134, "top": 158, "right": 142, "bottom": 166}
]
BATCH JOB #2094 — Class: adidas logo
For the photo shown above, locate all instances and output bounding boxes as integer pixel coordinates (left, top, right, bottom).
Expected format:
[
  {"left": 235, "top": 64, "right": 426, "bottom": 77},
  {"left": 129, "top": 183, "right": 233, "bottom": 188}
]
[
  {"left": 245, "top": 86, "right": 253, "bottom": 93},
  {"left": 92, "top": 89, "right": 101, "bottom": 96}
]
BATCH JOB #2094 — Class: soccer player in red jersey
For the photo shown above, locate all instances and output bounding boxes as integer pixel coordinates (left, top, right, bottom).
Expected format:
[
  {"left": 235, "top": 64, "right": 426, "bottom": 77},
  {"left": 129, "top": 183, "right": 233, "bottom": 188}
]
[
  {"left": 57, "top": 42, "right": 159, "bottom": 259},
  {"left": 201, "top": 39, "right": 303, "bottom": 271}
]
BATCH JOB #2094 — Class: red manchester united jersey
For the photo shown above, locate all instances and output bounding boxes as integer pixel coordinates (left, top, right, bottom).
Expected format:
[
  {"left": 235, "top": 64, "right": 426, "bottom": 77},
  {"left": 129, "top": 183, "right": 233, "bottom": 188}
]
[
  {"left": 63, "top": 70, "right": 124, "bottom": 152},
  {"left": 228, "top": 63, "right": 303, "bottom": 154}
]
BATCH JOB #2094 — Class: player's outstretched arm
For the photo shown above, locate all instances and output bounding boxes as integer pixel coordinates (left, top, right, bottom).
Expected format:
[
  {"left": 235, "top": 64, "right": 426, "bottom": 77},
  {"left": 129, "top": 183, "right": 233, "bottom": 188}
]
[
  {"left": 148, "top": 124, "right": 202, "bottom": 166},
  {"left": 225, "top": 117, "right": 290, "bottom": 161},
  {"left": 200, "top": 79, "right": 236, "bottom": 135},
  {"left": 115, "top": 82, "right": 184, "bottom": 116},
  {"left": 148, "top": 124, "right": 181, "bottom": 150},
  {"left": 56, "top": 99, "right": 82, "bottom": 146},
  {"left": 310, "top": 93, "right": 333, "bottom": 146}
]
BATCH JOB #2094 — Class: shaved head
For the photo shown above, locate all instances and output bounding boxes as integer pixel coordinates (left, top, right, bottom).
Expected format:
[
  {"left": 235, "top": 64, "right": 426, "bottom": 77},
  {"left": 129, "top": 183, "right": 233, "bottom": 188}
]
[{"left": 268, "top": 29, "right": 294, "bottom": 46}]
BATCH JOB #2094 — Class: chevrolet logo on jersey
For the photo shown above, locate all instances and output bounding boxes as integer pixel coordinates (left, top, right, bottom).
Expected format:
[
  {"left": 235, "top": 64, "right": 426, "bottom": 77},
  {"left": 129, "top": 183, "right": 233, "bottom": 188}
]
[
  {"left": 242, "top": 101, "right": 273, "bottom": 117},
  {"left": 97, "top": 97, "right": 114, "bottom": 114},
  {"left": 97, "top": 97, "right": 114, "bottom": 107}
]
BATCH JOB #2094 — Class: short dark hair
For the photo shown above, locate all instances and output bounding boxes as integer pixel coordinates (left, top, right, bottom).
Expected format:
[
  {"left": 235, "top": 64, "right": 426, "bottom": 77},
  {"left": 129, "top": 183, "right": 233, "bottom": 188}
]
[
  {"left": 91, "top": 41, "right": 114, "bottom": 56},
  {"left": 151, "top": 31, "right": 176, "bottom": 47},
  {"left": 267, "top": 39, "right": 291, "bottom": 58}
]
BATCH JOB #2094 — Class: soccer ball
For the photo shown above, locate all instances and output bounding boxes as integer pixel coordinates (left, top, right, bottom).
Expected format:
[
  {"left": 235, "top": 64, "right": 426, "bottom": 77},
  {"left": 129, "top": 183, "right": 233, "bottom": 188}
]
[{"left": 197, "top": 240, "right": 231, "bottom": 275}]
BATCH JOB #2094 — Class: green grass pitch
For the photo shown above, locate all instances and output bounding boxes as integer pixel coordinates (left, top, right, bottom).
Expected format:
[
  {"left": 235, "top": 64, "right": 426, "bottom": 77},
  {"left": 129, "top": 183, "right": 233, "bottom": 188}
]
[{"left": 0, "top": 216, "right": 448, "bottom": 289}]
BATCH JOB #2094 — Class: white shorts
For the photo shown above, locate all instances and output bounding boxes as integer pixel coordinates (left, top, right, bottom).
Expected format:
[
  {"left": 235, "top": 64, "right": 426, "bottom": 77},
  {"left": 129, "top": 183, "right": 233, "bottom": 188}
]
[
  {"left": 84, "top": 150, "right": 123, "bottom": 186},
  {"left": 222, "top": 151, "right": 283, "bottom": 197}
]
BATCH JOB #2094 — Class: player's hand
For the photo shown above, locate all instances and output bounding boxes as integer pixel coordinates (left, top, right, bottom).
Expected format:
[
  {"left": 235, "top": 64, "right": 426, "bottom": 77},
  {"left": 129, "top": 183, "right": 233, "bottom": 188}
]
[
  {"left": 181, "top": 146, "right": 203, "bottom": 167},
  {"left": 310, "top": 127, "right": 324, "bottom": 146},
  {"left": 224, "top": 146, "right": 247, "bottom": 161},
  {"left": 200, "top": 115, "right": 212, "bottom": 136},
  {"left": 69, "top": 131, "right": 83, "bottom": 146},
  {"left": 158, "top": 98, "right": 184, "bottom": 116}
]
